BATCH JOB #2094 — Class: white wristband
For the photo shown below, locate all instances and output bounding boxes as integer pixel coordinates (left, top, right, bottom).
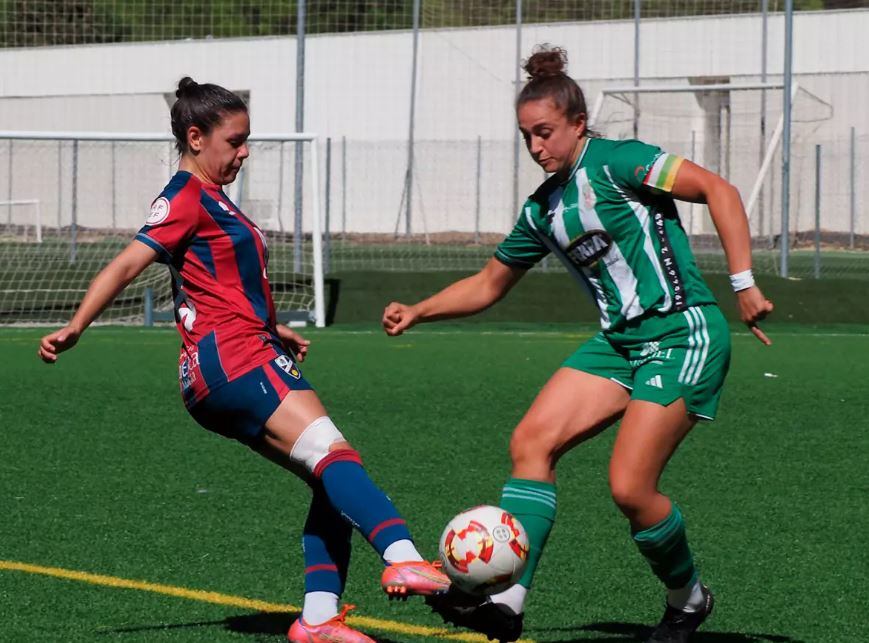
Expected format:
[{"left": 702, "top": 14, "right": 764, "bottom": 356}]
[{"left": 729, "top": 269, "right": 755, "bottom": 292}]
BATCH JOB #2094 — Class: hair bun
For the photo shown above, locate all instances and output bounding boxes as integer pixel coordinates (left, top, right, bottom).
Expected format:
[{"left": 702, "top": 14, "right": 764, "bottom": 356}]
[
  {"left": 176, "top": 76, "right": 199, "bottom": 99},
  {"left": 523, "top": 45, "right": 568, "bottom": 80}
]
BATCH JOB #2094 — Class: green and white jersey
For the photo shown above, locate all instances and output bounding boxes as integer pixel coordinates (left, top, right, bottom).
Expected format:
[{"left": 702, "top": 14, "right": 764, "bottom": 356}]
[{"left": 495, "top": 137, "right": 716, "bottom": 332}]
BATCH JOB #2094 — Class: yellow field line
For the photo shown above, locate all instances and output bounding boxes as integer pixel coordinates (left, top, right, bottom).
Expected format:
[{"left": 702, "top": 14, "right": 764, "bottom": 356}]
[{"left": 0, "top": 560, "right": 534, "bottom": 642}]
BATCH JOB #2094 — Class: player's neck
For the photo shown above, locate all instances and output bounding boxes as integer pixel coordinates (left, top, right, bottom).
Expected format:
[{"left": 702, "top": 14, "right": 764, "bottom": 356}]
[
  {"left": 178, "top": 156, "right": 219, "bottom": 187},
  {"left": 555, "top": 136, "right": 588, "bottom": 182}
]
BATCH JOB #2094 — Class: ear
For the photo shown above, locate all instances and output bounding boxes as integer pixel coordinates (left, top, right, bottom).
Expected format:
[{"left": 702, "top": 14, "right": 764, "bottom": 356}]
[
  {"left": 573, "top": 113, "right": 588, "bottom": 139},
  {"left": 187, "top": 126, "right": 204, "bottom": 154}
]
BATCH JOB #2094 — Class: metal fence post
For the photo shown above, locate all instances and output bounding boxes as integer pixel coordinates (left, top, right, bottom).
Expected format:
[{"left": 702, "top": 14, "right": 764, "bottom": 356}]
[
  {"left": 759, "top": 0, "right": 769, "bottom": 240},
  {"left": 850, "top": 126, "right": 856, "bottom": 249},
  {"left": 144, "top": 287, "right": 154, "bottom": 327},
  {"left": 294, "top": 0, "right": 306, "bottom": 273},
  {"left": 814, "top": 144, "right": 821, "bottom": 279},
  {"left": 341, "top": 135, "right": 347, "bottom": 237},
  {"left": 57, "top": 140, "right": 63, "bottom": 229},
  {"left": 512, "top": 0, "right": 522, "bottom": 222},
  {"left": 475, "top": 135, "right": 482, "bottom": 244},
  {"left": 277, "top": 141, "right": 285, "bottom": 233},
  {"left": 633, "top": 0, "right": 641, "bottom": 139},
  {"left": 780, "top": 0, "right": 794, "bottom": 277},
  {"left": 70, "top": 139, "right": 78, "bottom": 263},
  {"left": 111, "top": 141, "right": 117, "bottom": 230},
  {"left": 6, "top": 139, "right": 12, "bottom": 225},
  {"left": 403, "top": 0, "right": 421, "bottom": 236}
]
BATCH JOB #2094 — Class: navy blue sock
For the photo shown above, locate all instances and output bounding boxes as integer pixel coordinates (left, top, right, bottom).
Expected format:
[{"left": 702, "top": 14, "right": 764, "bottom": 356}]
[
  {"left": 316, "top": 449, "right": 413, "bottom": 558},
  {"left": 302, "top": 482, "right": 352, "bottom": 595}
]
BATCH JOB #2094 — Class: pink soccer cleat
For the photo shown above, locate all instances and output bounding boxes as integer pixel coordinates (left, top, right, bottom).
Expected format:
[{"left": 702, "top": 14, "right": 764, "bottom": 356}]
[
  {"left": 381, "top": 560, "right": 451, "bottom": 599},
  {"left": 287, "top": 604, "right": 375, "bottom": 643}
]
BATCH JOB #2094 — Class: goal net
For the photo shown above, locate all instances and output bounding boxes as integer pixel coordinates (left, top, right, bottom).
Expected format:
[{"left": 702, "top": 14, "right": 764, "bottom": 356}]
[
  {"left": 0, "top": 133, "right": 324, "bottom": 326},
  {"left": 589, "top": 80, "right": 833, "bottom": 275}
]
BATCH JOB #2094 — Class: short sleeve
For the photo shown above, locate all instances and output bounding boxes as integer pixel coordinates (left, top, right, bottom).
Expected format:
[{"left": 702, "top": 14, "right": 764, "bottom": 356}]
[
  {"left": 135, "top": 192, "right": 199, "bottom": 263},
  {"left": 607, "top": 140, "right": 685, "bottom": 195},
  {"left": 494, "top": 203, "right": 549, "bottom": 269}
]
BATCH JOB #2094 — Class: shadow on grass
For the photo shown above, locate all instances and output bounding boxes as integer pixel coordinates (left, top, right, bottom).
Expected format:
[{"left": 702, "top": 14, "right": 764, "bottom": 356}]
[
  {"left": 97, "top": 610, "right": 401, "bottom": 642},
  {"left": 540, "top": 620, "right": 803, "bottom": 642}
]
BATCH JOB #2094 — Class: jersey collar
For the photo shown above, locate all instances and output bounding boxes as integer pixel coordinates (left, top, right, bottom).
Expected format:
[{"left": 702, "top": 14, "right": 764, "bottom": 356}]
[{"left": 560, "top": 137, "right": 591, "bottom": 186}]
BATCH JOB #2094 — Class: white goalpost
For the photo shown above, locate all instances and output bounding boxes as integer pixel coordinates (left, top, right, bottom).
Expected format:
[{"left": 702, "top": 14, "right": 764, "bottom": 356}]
[
  {"left": 0, "top": 198, "right": 42, "bottom": 243},
  {"left": 0, "top": 131, "right": 326, "bottom": 327},
  {"left": 589, "top": 81, "right": 833, "bottom": 273},
  {"left": 590, "top": 82, "right": 803, "bottom": 217}
]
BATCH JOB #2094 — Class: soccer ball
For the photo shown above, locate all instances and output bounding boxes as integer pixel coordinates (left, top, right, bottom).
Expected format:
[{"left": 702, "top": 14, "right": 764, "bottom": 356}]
[{"left": 438, "top": 505, "right": 529, "bottom": 595}]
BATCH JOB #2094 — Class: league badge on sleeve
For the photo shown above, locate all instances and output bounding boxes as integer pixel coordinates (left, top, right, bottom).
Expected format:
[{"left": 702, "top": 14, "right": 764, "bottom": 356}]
[{"left": 146, "top": 197, "right": 171, "bottom": 225}]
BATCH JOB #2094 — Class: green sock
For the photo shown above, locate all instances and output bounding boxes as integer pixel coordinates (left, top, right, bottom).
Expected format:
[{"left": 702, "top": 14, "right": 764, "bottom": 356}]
[
  {"left": 632, "top": 503, "right": 698, "bottom": 590},
  {"left": 499, "top": 478, "right": 557, "bottom": 589}
]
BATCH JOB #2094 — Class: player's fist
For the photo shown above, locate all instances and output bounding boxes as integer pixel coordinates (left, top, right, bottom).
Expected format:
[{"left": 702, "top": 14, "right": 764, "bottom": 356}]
[
  {"left": 736, "top": 286, "right": 774, "bottom": 346},
  {"left": 382, "top": 302, "right": 418, "bottom": 336},
  {"left": 38, "top": 326, "right": 81, "bottom": 363}
]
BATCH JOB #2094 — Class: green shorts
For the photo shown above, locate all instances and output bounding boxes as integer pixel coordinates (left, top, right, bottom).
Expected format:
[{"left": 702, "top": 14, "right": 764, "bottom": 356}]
[{"left": 563, "top": 305, "right": 731, "bottom": 420}]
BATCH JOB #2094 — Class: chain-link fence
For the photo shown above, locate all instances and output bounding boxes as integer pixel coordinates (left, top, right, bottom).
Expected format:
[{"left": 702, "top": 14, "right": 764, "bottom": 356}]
[
  {"left": 1, "top": 1, "right": 867, "bottom": 323},
  {"left": 3, "top": 2, "right": 866, "bottom": 47}
]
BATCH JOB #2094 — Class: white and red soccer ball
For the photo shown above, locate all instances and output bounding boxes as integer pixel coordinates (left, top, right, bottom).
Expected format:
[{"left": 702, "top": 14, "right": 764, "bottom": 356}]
[{"left": 438, "top": 505, "right": 529, "bottom": 595}]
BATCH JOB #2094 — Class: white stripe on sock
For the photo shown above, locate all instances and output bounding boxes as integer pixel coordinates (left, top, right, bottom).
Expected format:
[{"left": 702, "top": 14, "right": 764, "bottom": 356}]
[
  {"left": 501, "top": 486, "right": 557, "bottom": 503},
  {"left": 501, "top": 491, "right": 557, "bottom": 511}
]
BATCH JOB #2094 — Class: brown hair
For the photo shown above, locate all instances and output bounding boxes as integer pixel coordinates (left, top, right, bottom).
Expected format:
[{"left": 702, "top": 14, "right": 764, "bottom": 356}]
[
  {"left": 170, "top": 77, "right": 248, "bottom": 154},
  {"left": 517, "top": 45, "right": 588, "bottom": 124}
]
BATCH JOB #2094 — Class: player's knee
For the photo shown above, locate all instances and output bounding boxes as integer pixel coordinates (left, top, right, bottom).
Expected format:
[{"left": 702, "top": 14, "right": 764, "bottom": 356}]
[
  {"left": 289, "top": 416, "right": 348, "bottom": 474},
  {"left": 609, "top": 475, "right": 653, "bottom": 517},
  {"left": 509, "top": 421, "right": 559, "bottom": 468}
]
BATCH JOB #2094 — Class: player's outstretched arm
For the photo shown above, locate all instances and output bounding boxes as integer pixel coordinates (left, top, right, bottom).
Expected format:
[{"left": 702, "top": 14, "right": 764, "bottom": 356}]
[
  {"left": 38, "top": 241, "right": 158, "bottom": 363},
  {"left": 382, "top": 258, "right": 525, "bottom": 336},
  {"left": 670, "top": 161, "right": 774, "bottom": 345}
]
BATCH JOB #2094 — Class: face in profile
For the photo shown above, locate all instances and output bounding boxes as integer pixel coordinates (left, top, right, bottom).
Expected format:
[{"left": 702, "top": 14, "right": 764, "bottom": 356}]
[
  {"left": 518, "top": 98, "right": 586, "bottom": 176},
  {"left": 188, "top": 110, "right": 251, "bottom": 185}
]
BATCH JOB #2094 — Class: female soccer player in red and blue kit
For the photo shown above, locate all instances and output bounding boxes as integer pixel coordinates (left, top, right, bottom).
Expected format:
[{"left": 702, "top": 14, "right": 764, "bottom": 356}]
[{"left": 38, "top": 77, "right": 449, "bottom": 643}]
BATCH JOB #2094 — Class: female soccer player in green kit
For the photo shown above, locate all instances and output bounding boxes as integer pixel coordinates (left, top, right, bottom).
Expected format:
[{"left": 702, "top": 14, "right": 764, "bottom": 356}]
[{"left": 382, "top": 46, "right": 774, "bottom": 643}]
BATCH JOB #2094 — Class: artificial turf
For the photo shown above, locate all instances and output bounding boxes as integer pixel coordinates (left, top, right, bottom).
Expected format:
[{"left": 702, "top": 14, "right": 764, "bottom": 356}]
[{"left": 1, "top": 324, "right": 867, "bottom": 641}]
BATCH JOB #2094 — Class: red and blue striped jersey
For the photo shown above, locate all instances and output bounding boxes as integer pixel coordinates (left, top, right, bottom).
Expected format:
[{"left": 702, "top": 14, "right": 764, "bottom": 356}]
[{"left": 135, "top": 171, "right": 282, "bottom": 407}]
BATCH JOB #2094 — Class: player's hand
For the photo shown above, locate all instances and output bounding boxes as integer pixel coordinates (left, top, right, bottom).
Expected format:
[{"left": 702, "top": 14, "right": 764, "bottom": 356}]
[
  {"left": 38, "top": 326, "right": 81, "bottom": 364},
  {"left": 276, "top": 324, "right": 310, "bottom": 362},
  {"left": 382, "top": 302, "right": 419, "bottom": 336},
  {"left": 736, "top": 286, "right": 774, "bottom": 346}
]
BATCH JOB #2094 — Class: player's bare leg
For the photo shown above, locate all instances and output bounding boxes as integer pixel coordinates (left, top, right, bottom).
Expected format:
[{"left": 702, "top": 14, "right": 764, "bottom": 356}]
[
  {"left": 610, "top": 399, "right": 713, "bottom": 642},
  {"left": 429, "top": 369, "right": 630, "bottom": 641},
  {"left": 510, "top": 368, "right": 631, "bottom": 482}
]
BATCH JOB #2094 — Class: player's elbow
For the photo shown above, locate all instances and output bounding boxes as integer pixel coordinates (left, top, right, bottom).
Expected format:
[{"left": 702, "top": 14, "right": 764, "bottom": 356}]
[{"left": 705, "top": 175, "right": 740, "bottom": 203}]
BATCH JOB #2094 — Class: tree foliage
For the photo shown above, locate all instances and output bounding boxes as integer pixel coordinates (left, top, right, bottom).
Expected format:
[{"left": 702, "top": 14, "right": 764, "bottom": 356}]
[{"left": 0, "top": 0, "right": 864, "bottom": 48}]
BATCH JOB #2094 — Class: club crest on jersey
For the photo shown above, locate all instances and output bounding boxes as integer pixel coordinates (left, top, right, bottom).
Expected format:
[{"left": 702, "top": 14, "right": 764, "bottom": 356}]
[
  {"left": 581, "top": 181, "right": 597, "bottom": 210},
  {"left": 275, "top": 355, "right": 301, "bottom": 379},
  {"left": 566, "top": 229, "right": 612, "bottom": 267},
  {"left": 146, "top": 197, "right": 170, "bottom": 225}
]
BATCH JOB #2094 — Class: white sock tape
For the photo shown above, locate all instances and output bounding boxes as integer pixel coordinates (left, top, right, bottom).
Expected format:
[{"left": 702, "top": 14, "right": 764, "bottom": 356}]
[
  {"left": 289, "top": 416, "right": 345, "bottom": 473},
  {"left": 729, "top": 269, "right": 755, "bottom": 292}
]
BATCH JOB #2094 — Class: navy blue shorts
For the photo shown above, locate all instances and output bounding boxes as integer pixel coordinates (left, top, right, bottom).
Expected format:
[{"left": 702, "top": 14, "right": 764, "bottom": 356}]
[{"left": 188, "top": 352, "right": 313, "bottom": 445}]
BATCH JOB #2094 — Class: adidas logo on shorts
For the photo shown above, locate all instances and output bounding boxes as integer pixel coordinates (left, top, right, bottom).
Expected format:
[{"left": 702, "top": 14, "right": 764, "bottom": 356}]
[{"left": 645, "top": 374, "right": 664, "bottom": 389}]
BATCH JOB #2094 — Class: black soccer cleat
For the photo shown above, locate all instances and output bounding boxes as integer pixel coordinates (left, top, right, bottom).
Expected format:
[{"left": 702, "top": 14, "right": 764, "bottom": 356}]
[
  {"left": 426, "top": 588, "right": 524, "bottom": 642},
  {"left": 646, "top": 584, "right": 715, "bottom": 643}
]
